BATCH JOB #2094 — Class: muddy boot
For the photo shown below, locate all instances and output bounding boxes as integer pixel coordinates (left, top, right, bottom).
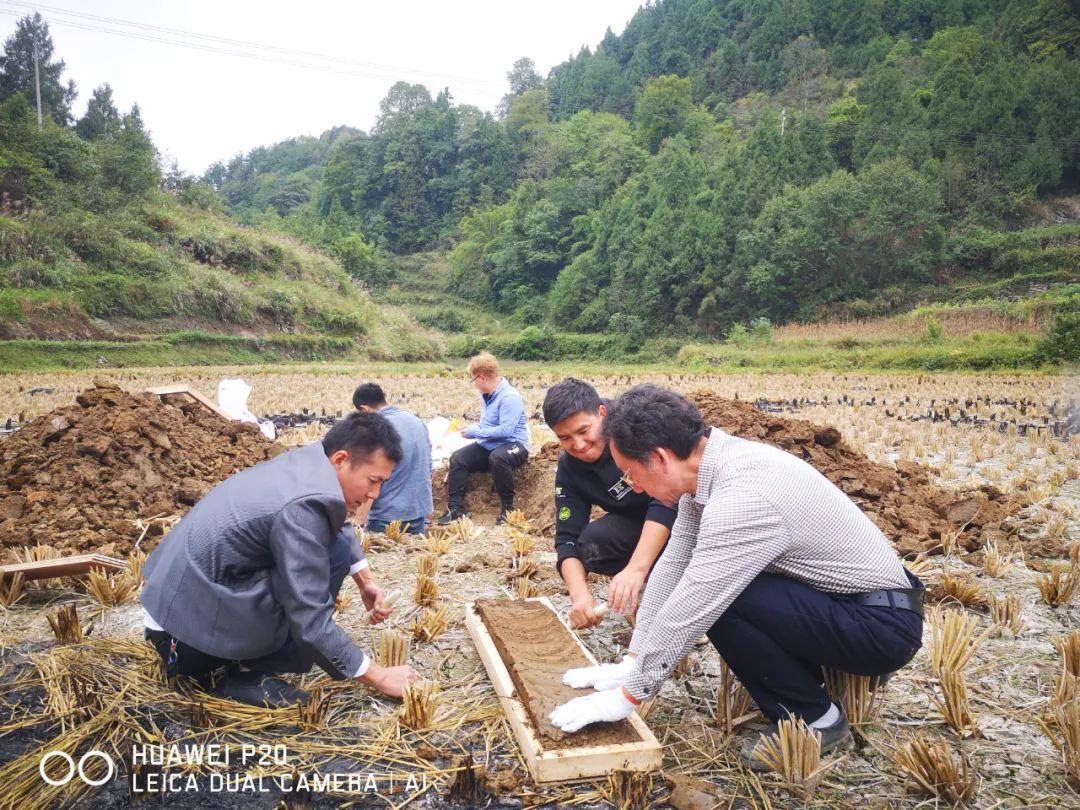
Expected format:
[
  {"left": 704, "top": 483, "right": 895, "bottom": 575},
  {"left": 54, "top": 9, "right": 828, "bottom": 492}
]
[
  {"left": 216, "top": 672, "right": 309, "bottom": 709},
  {"left": 739, "top": 708, "right": 851, "bottom": 771},
  {"left": 437, "top": 508, "right": 468, "bottom": 526}
]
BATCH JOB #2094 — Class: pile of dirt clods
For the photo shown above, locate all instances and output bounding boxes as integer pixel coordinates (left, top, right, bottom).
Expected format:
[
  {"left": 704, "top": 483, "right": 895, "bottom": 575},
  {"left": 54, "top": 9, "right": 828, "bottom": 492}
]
[{"left": 0, "top": 383, "right": 280, "bottom": 557}]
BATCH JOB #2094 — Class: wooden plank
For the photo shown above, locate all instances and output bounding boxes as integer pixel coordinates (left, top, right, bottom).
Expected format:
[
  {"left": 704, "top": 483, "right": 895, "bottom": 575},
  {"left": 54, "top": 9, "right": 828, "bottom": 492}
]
[
  {"left": 146, "top": 385, "right": 232, "bottom": 422},
  {"left": 0, "top": 553, "right": 127, "bottom": 582},
  {"left": 464, "top": 597, "right": 663, "bottom": 783}
]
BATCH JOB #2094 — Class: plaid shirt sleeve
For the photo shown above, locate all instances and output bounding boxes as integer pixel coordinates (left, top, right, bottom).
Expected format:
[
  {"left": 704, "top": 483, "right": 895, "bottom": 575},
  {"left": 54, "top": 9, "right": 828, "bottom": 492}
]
[
  {"left": 628, "top": 494, "right": 699, "bottom": 656},
  {"left": 623, "top": 487, "right": 789, "bottom": 701}
]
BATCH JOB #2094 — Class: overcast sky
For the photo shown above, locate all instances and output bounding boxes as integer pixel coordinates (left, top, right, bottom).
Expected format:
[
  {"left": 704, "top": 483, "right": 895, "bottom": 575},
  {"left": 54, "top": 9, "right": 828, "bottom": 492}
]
[{"left": 0, "top": 1, "right": 644, "bottom": 173}]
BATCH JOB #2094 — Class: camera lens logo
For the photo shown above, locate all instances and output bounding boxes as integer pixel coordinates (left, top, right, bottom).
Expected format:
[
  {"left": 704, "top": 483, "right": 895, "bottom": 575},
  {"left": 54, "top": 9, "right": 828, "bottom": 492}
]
[{"left": 40, "top": 750, "right": 115, "bottom": 786}]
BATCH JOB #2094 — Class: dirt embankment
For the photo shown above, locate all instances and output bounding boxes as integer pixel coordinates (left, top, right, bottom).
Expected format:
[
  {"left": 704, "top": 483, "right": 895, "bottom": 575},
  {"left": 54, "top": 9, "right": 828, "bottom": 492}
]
[
  {"left": 436, "top": 392, "right": 1015, "bottom": 557},
  {"left": 0, "top": 383, "right": 280, "bottom": 558},
  {"left": 689, "top": 391, "right": 1014, "bottom": 556},
  {"left": 0, "top": 385, "right": 1017, "bottom": 561},
  {"left": 432, "top": 443, "right": 561, "bottom": 532}
]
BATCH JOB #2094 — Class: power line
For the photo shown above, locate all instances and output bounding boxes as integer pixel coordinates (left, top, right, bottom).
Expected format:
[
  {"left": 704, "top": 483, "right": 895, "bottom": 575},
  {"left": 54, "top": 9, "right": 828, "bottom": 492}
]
[{"left": 0, "top": 3, "right": 505, "bottom": 92}]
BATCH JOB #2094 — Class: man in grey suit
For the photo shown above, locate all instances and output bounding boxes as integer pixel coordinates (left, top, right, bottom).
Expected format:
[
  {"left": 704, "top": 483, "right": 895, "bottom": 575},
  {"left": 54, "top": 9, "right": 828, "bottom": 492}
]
[{"left": 142, "top": 411, "right": 419, "bottom": 708}]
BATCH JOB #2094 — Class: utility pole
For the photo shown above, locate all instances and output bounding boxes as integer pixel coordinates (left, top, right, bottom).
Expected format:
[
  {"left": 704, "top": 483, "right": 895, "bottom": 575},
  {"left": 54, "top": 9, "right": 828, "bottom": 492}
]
[
  {"left": 780, "top": 107, "right": 786, "bottom": 137},
  {"left": 32, "top": 37, "right": 42, "bottom": 131}
]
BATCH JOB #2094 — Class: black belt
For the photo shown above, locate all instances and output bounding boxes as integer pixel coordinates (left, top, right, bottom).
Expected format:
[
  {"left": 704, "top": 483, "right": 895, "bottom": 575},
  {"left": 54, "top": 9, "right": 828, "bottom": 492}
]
[{"left": 851, "top": 586, "right": 924, "bottom": 618}]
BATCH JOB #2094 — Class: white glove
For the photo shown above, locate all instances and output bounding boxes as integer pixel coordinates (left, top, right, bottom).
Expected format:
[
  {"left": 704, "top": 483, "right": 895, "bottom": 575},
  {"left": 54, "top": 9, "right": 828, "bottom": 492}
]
[
  {"left": 562, "top": 655, "right": 636, "bottom": 691},
  {"left": 549, "top": 687, "right": 636, "bottom": 733}
]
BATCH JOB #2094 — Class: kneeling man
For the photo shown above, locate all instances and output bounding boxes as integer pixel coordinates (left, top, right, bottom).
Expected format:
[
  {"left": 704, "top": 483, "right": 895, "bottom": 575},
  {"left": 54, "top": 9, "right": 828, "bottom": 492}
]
[
  {"left": 543, "top": 378, "right": 676, "bottom": 627},
  {"left": 142, "top": 411, "right": 418, "bottom": 707},
  {"left": 549, "top": 386, "right": 923, "bottom": 764}
]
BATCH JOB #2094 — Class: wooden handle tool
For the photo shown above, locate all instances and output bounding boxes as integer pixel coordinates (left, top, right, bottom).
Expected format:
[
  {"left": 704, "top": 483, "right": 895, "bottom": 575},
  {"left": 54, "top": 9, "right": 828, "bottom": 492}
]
[{"left": 363, "top": 589, "right": 401, "bottom": 624}]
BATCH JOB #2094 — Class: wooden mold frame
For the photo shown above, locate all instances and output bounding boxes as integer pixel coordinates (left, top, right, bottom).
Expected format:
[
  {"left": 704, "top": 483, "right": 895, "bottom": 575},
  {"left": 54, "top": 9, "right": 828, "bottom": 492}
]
[
  {"left": 146, "top": 384, "right": 232, "bottom": 422},
  {"left": 0, "top": 553, "right": 127, "bottom": 582},
  {"left": 464, "top": 596, "right": 662, "bottom": 783}
]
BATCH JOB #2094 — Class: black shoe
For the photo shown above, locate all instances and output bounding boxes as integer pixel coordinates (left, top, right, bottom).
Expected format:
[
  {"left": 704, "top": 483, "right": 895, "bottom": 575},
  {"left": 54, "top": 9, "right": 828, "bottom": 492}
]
[
  {"left": 437, "top": 508, "right": 467, "bottom": 526},
  {"left": 496, "top": 508, "right": 512, "bottom": 526},
  {"left": 739, "top": 708, "right": 852, "bottom": 770},
  {"left": 216, "top": 673, "right": 309, "bottom": 709}
]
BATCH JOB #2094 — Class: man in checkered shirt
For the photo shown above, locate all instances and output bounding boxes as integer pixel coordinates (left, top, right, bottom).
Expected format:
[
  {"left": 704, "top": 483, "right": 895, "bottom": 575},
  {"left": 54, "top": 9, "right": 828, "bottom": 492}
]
[{"left": 549, "top": 385, "right": 924, "bottom": 764}]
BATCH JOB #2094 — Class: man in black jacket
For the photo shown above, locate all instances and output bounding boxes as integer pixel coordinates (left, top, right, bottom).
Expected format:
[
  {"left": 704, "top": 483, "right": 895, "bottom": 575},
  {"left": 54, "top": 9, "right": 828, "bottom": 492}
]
[{"left": 544, "top": 379, "right": 677, "bottom": 629}]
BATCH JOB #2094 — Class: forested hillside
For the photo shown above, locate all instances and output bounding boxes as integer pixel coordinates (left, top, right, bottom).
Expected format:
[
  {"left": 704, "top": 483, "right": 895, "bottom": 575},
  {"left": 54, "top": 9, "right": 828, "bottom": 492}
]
[
  {"left": 207, "top": 0, "right": 1079, "bottom": 358},
  {"left": 0, "top": 14, "right": 437, "bottom": 367}
]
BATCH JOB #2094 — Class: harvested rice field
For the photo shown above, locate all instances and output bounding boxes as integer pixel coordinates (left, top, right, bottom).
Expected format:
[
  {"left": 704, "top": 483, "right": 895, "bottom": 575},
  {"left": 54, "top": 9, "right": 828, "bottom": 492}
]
[{"left": 0, "top": 364, "right": 1077, "bottom": 808}]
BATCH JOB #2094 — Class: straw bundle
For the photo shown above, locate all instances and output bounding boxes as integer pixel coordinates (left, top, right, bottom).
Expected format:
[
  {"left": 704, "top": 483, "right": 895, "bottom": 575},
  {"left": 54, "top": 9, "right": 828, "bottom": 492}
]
[{"left": 894, "top": 732, "right": 977, "bottom": 803}]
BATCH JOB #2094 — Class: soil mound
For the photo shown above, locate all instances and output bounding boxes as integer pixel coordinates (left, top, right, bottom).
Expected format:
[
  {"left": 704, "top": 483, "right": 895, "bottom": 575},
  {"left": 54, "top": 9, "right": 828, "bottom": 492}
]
[
  {"left": 432, "top": 442, "right": 560, "bottom": 533},
  {"left": 437, "top": 393, "right": 1015, "bottom": 557},
  {"left": 689, "top": 391, "right": 1013, "bottom": 556},
  {"left": 0, "top": 383, "right": 281, "bottom": 557}
]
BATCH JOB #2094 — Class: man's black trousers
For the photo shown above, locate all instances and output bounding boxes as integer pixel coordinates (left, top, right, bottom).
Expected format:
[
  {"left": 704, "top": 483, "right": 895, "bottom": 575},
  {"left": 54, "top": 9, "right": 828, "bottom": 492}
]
[
  {"left": 146, "top": 528, "right": 353, "bottom": 684},
  {"left": 447, "top": 441, "right": 528, "bottom": 511},
  {"left": 706, "top": 571, "right": 923, "bottom": 722},
  {"left": 571, "top": 512, "right": 644, "bottom": 577}
]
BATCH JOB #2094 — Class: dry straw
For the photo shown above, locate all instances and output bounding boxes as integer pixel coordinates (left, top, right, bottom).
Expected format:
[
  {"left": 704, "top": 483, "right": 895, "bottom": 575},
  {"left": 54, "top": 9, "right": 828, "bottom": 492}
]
[
  {"left": 414, "top": 575, "right": 439, "bottom": 607},
  {"left": 426, "top": 528, "right": 453, "bottom": 556},
  {"left": 935, "top": 669, "right": 977, "bottom": 737},
  {"left": 503, "top": 509, "right": 532, "bottom": 533},
  {"left": 377, "top": 630, "right": 409, "bottom": 667},
  {"left": 410, "top": 606, "right": 449, "bottom": 643},
  {"left": 824, "top": 670, "right": 885, "bottom": 739},
  {"left": 0, "top": 571, "right": 25, "bottom": 609},
  {"left": 940, "top": 573, "right": 986, "bottom": 608},
  {"left": 894, "top": 732, "right": 977, "bottom": 803},
  {"left": 85, "top": 569, "right": 139, "bottom": 608},
  {"left": 605, "top": 769, "right": 652, "bottom": 810},
  {"left": 384, "top": 519, "right": 408, "bottom": 543},
  {"left": 1038, "top": 701, "right": 1080, "bottom": 784},
  {"left": 296, "top": 687, "right": 330, "bottom": 731},
  {"left": 509, "top": 530, "right": 535, "bottom": 559},
  {"left": 47, "top": 603, "right": 83, "bottom": 644},
  {"left": 514, "top": 578, "right": 540, "bottom": 600},
  {"left": 980, "top": 539, "right": 1012, "bottom": 578},
  {"left": 715, "top": 659, "right": 754, "bottom": 737},
  {"left": 1036, "top": 563, "right": 1080, "bottom": 608},
  {"left": 401, "top": 679, "right": 440, "bottom": 730},
  {"left": 1055, "top": 631, "right": 1080, "bottom": 707},
  {"left": 987, "top": 592, "right": 1024, "bottom": 638},
  {"left": 751, "top": 717, "right": 832, "bottom": 794},
  {"left": 928, "top": 608, "right": 992, "bottom": 677},
  {"left": 416, "top": 553, "right": 438, "bottom": 579}
]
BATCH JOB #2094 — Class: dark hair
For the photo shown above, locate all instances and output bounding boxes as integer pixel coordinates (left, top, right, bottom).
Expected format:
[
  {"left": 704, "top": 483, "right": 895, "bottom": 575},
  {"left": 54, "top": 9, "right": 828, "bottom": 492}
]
[
  {"left": 323, "top": 411, "right": 402, "bottom": 465},
  {"left": 542, "top": 378, "right": 602, "bottom": 428},
  {"left": 602, "top": 385, "right": 707, "bottom": 463},
  {"left": 352, "top": 382, "right": 387, "bottom": 410}
]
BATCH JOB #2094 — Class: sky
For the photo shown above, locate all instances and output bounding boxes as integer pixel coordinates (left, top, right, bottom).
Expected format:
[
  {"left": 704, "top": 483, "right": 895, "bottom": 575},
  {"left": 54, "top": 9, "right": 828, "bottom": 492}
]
[{"left": 0, "top": 0, "right": 645, "bottom": 173}]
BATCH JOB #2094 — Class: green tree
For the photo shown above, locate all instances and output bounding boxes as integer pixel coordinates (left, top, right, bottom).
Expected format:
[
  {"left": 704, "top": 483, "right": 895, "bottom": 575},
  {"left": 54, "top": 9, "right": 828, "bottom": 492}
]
[
  {"left": 97, "top": 104, "right": 159, "bottom": 195},
  {"left": 76, "top": 84, "right": 120, "bottom": 140},
  {"left": 634, "top": 75, "right": 693, "bottom": 153},
  {"left": 0, "top": 13, "right": 76, "bottom": 125}
]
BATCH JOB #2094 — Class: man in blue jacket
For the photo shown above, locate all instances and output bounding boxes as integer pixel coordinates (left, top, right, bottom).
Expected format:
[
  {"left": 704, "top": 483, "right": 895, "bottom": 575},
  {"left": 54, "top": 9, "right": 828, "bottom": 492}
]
[
  {"left": 353, "top": 382, "right": 433, "bottom": 535},
  {"left": 438, "top": 352, "right": 529, "bottom": 526}
]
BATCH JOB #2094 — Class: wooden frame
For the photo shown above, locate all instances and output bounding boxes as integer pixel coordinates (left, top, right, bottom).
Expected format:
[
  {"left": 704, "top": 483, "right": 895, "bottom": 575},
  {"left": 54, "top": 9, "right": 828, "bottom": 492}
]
[
  {"left": 0, "top": 553, "right": 127, "bottom": 582},
  {"left": 464, "top": 596, "right": 662, "bottom": 783},
  {"left": 146, "top": 384, "right": 232, "bottom": 422}
]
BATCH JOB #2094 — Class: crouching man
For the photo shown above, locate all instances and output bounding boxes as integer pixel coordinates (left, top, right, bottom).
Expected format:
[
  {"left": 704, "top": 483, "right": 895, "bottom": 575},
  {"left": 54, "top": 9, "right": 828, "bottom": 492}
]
[
  {"left": 543, "top": 379, "right": 676, "bottom": 626},
  {"left": 141, "top": 411, "right": 419, "bottom": 707},
  {"left": 549, "top": 386, "right": 923, "bottom": 765}
]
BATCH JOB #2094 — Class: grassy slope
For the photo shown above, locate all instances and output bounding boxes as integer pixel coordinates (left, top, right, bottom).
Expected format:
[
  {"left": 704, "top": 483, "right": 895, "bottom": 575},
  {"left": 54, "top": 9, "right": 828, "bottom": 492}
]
[{"left": 0, "top": 196, "right": 441, "bottom": 369}]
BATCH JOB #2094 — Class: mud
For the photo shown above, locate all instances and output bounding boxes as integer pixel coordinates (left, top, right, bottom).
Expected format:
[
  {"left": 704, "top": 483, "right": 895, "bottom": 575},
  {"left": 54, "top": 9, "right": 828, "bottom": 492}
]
[
  {"left": 432, "top": 443, "right": 560, "bottom": 531},
  {"left": 689, "top": 391, "right": 1015, "bottom": 557},
  {"left": 473, "top": 599, "right": 641, "bottom": 750},
  {"left": 0, "top": 383, "right": 281, "bottom": 558}
]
